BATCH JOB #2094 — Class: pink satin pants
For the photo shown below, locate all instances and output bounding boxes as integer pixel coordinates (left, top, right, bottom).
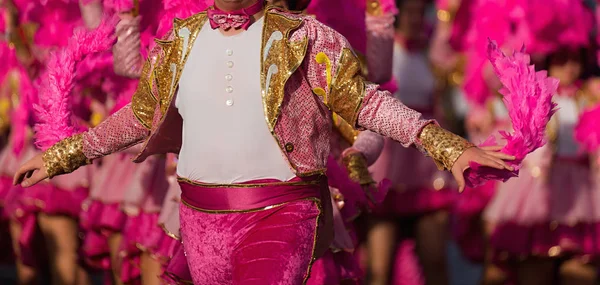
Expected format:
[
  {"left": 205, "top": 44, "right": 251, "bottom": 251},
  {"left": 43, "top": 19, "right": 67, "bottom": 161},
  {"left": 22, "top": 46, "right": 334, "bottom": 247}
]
[{"left": 180, "top": 199, "right": 321, "bottom": 284}]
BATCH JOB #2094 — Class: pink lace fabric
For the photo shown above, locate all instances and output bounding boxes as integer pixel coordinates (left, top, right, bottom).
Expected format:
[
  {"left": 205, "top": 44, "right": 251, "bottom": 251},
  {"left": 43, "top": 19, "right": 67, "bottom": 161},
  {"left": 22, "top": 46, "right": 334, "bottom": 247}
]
[
  {"left": 82, "top": 103, "right": 149, "bottom": 160},
  {"left": 358, "top": 90, "right": 433, "bottom": 149}
]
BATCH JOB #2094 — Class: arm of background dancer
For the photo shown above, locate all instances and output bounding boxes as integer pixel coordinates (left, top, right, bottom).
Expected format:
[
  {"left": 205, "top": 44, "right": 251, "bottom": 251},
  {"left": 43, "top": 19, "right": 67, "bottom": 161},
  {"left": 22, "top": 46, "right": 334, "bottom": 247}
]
[
  {"left": 42, "top": 104, "right": 150, "bottom": 178},
  {"left": 350, "top": 131, "right": 384, "bottom": 165},
  {"left": 79, "top": 0, "right": 104, "bottom": 30},
  {"left": 365, "top": 0, "right": 395, "bottom": 83},
  {"left": 113, "top": 15, "right": 143, "bottom": 78}
]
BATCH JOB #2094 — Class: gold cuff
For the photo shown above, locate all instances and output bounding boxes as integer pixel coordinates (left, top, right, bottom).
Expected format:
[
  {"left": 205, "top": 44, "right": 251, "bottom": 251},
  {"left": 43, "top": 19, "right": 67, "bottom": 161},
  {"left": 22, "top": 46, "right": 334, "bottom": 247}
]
[
  {"left": 42, "top": 134, "right": 91, "bottom": 178},
  {"left": 342, "top": 152, "right": 375, "bottom": 186},
  {"left": 418, "top": 124, "right": 474, "bottom": 171}
]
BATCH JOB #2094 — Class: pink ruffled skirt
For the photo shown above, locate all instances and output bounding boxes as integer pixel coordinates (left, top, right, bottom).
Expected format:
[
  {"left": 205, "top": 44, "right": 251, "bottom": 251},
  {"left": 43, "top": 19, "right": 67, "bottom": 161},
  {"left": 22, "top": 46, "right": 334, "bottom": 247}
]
[
  {"left": 80, "top": 201, "right": 129, "bottom": 270},
  {"left": 119, "top": 212, "right": 179, "bottom": 283},
  {"left": 79, "top": 154, "right": 138, "bottom": 269},
  {"left": 4, "top": 182, "right": 53, "bottom": 267},
  {"left": 484, "top": 158, "right": 600, "bottom": 261}
]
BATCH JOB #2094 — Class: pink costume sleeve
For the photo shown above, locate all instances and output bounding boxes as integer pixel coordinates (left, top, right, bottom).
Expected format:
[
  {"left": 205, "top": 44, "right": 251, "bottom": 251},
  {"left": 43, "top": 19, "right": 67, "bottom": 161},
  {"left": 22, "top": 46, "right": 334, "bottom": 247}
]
[
  {"left": 82, "top": 103, "right": 149, "bottom": 160},
  {"left": 113, "top": 15, "right": 142, "bottom": 78},
  {"left": 352, "top": 131, "right": 384, "bottom": 165},
  {"left": 302, "top": 18, "right": 433, "bottom": 150},
  {"left": 79, "top": 0, "right": 104, "bottom": 30},
  {"left": 365, "top": 0, "right": 396, "bottom": 83}
]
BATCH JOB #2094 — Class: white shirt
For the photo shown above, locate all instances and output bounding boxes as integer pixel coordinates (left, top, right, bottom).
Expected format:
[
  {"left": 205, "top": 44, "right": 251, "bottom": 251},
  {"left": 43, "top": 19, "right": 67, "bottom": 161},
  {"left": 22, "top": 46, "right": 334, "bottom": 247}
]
[
  {"left": 175, "top": 18, "right": 296, "bottom": 183},
  {"left": 554, "top": 95, "right": 580, "bottom": 157}
]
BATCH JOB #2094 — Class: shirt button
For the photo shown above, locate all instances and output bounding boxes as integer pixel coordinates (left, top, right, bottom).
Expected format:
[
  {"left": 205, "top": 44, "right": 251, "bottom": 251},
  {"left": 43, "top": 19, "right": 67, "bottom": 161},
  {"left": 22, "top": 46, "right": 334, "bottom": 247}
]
[
  {"left": 226, "top": 49, "right": 233, "bottom": 56},
  {"left": 226, "top": 61, "right": 234, "bottom": 68},
  {"left": 285, "top": 143, "right": 294, "bottom": 153},
  {"left": 225, "top": 99, "right": 234, "bottom": 106},
  {"left": 225, "top": 74, "right": 233, "bottom": 81},
  {"left": 225, "top": 86, "right": 233, "bottom": 93}
]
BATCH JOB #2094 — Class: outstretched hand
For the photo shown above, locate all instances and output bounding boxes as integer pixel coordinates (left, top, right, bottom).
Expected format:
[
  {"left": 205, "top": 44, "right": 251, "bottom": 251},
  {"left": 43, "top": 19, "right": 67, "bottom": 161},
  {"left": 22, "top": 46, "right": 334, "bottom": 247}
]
[
  {"left": 451, "top": 145, "right": 515, "bottom": 192},
  {"left": 13, "top": 153, "right": 48, "bottom": 187}
]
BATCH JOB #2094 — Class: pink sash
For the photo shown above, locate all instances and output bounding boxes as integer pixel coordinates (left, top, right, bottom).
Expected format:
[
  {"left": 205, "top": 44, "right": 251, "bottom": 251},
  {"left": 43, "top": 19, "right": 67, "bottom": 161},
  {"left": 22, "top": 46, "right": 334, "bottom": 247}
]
[
  {"left": 177, "top": 176, "right": 334, "bottom": 259},
  {"left": 178, "top": 176, "right": 326, "bottom": 212}
]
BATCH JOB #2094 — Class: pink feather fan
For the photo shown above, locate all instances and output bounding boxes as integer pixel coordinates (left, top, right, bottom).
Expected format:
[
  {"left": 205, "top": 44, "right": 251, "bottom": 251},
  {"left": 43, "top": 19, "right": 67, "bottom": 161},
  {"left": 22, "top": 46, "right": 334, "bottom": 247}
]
[
  {"left": 34, "top": 15, "right": 118, "bottom": 151},
  {"left": 464, "top": 39, "right": 558, "bottom": 188}
]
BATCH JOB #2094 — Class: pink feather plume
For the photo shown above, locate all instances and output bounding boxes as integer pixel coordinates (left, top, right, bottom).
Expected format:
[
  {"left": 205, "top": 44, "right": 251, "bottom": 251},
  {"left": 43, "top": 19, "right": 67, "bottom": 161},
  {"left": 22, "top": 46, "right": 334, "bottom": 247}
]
[
  {"left": 574, "top": 104, "right": 600, "bottom": 154},
  {"left": 156, "top": 0, "right": 211, "bottom": 40},
  {"left": 34, "top": 15, "right": 118, "bottom": 150},
  {"left": 10, "top": 67, "right": 35, "bottom": 156},
  {"left": 464, "top": 39, "right": 558, "bottom": 188}
]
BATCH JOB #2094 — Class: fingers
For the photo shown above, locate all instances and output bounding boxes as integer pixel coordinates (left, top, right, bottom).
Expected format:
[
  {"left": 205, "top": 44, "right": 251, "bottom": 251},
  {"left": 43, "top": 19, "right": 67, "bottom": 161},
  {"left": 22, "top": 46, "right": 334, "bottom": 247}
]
[
  {"left": 477, "top": 155, "right": 514, "bottom": 171},
  {"left": 13, "top": 162, "right": 38, "bottom": 186},
  {"left": 480, "top": 145, "right": 504, "bottom": 151},
  {"left": 486, "top": 150, "right": 515, "bottom": 161},
  {"left": 452, "top": 167, "right": 466, "bottom": 193},
  {"left": 20, "top": 170, "right": 47, "bottom": 188}
]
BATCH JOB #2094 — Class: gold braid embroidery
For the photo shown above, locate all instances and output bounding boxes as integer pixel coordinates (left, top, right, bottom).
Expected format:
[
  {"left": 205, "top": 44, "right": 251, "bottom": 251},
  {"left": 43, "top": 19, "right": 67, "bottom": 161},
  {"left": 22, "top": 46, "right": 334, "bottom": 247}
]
[
  {"left": 42, "top": 134, "right": 91, "bottom": 178},
  {"left": 418, "top": 124, "right": 475, "bottom": 171},
  {"left": 342, "top": 152, "right": 375, "bottom": 186}
]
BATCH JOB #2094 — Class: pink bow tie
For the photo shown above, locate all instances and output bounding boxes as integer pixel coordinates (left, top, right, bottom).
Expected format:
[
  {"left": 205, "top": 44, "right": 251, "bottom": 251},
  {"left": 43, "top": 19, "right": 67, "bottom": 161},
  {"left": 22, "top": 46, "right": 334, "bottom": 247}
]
[{"left": 207, "top": 1, "right": 264, "bottom": 30}]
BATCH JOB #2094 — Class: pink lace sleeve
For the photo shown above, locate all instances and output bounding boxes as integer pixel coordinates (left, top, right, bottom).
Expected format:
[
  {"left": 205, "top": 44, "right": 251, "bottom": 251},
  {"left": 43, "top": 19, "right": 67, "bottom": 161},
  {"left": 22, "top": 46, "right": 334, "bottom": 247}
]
[
  {"left": 352, "top": 131, "right": 384, "bottom": 165},
  {"left": 82, "top": 103, "right": 150, "bottom": 160},
  {"left": 358, "top": 87, "right": 433, "bottom": 148}
]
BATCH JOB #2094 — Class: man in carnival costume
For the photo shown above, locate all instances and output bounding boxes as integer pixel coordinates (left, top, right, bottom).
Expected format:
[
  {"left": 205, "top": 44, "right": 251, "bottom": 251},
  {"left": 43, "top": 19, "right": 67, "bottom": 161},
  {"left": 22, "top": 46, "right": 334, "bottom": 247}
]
[{"left": 14, "top": 0, "right": 514, "bottom": 283}]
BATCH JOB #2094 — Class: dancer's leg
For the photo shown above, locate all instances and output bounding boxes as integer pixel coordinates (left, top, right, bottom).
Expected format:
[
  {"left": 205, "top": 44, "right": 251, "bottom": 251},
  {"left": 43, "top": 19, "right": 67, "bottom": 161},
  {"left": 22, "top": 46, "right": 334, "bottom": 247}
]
[
  {"left": 10, "top": 219, "right": 38, "bottom": 285},
  {"left": 367, "top": 218, "right": 397, "bottom": 285},
  {"left": 414, "top": 210, "right": 449, "bottom": 285},
  {"left": 140, "top": 251, "right": 162, "bottom": 285},
  {"left": 37, "top": 213, "right": 83, "bottom": 285},
  {"left": 107, "top": 232, "right": 124, "bottom": 285}
]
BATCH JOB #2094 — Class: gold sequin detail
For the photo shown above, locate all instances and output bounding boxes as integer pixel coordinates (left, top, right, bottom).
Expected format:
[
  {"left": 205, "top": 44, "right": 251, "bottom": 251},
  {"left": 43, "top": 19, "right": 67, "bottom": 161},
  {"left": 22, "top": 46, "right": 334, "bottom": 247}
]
[
  {"left": 42, "top": 134, "right": 91, "bottom": 178},
  {"left": 418, "top": 124, "right": 474, "bottom": 171},
  {"left": 261, "top": 12, "right": 308, "bottom": 131},
  {"left": 329, "top": 48, "right": 366, "bottom": 127},
  {"left": 342, "top": 152, "right": 375, "bottom": 186},
  {"left": 366, "top": 0, "right": 383, "bottom": 16},
  {"left": 131, "top": 57, "right": 158, "bottom": 129},
  {"left": 332, "top": 113, "right": 360, "bottom": 144}
]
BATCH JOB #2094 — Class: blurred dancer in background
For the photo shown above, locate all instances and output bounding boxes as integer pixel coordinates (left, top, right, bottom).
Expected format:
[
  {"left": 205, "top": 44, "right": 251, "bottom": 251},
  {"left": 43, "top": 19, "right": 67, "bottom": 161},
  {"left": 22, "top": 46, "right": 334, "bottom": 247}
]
[{"left": 367, "top": 0, "right": 456, "bottom": 284}]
